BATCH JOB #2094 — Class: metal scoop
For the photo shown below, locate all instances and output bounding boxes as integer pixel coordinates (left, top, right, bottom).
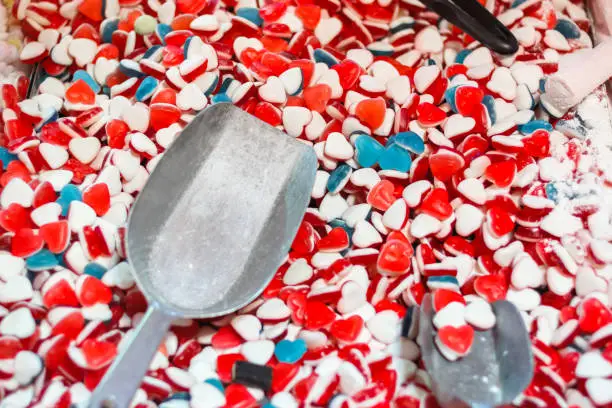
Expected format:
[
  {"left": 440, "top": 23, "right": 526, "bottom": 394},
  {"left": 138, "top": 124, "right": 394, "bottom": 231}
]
[
  {"left": 88, "top": 103, "right": 317, "bottom": 408},
  {"left": 417, "top": 294, "right": 534, "bottom": 408}
]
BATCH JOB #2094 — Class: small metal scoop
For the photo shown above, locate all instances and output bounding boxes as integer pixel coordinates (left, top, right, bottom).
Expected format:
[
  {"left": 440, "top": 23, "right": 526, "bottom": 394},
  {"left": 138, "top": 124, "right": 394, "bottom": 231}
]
[
  {"left": 89, "top": 103, "right": 317, "bottom": 408},
  {"left": 417, "top": 294, "right": 534, "bottom": 408}
]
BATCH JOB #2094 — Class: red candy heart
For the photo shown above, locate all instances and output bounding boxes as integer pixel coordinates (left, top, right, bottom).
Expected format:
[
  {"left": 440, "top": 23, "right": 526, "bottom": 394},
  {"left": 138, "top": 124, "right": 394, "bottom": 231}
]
[
  {"left": 76, "top": 275, "right": 113, "bottom": 307},
  {"left": 420, "top": 188, "right": 452, "bottom": 220},
  {"left": 0, "top": 203, "right": 34, "bottom": 233},
  {"left": 303, "top": 84, "right": 331, "bottom": 113},
  {"left": 65, "top": 79, "right": 96, "bottom": 105},
  {"left": 474, "top": 274, "right": 508, "bottom": 302},
  {"left": 578, "top": 297, "right": 612, "bottom": 334},
  {"left": 82, "top": 183, "right": 111, "bottom": 216},
  {"left": 211, "top": 326, "right": 244, "bottom": 349},
  {"left": 416, "top": 102, "right": 446, "bottom": 127},
  {"left": 367, "top": 180, "right": 396, "bottom": 211},
  {"left": 486, "top": 207, "right": 515, "bottom": 237},
  {"left": 11, "top": 228, "right": 44, "bottom": 257},
  {"left": 330, "top": 316, "right": 363, "bottom": 342},
  {"left": 317, "top": 227, "right": 349, "bottom": 252},
  {"left": 305, "top": 301, "right": 336, "bottom": 330},
  {"left": 438, "top": 324, "right": 474, "bottom": 355},
  {"left": 40, "top": 220, "right": 70, "bottom": 253},
  {"left": 455, "top": 86, "right": 484, "bottom": 116},
  {"left": 433, "top": 289, "right": 466, "bottom": 312},
  {"left": 485, "top": 160, "right": 516, "bottom": 188},
  {"left": 355, "top": 98, "right": 386, "bottom": 130},
  {"left": 377, "top": 239, "right": 413, "bottom": 276},
  {"left": 81, "top": 339, "right": 118, "bottom": 370},
  {"left": 428, "top": 148, "right": 465, "bottom": 182}
]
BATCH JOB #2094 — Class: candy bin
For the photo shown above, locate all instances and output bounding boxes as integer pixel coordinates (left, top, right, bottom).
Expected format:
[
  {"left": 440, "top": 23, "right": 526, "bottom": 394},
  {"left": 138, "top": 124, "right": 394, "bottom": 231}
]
[{"left": 1, "top": 0, "right": 612, "bottom": 406}]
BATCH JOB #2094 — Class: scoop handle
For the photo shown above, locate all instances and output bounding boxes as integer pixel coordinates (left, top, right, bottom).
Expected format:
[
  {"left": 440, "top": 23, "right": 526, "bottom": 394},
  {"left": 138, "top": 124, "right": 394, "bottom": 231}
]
[{"left": 88, "top": 306, "right": 174, "bottom": 408}]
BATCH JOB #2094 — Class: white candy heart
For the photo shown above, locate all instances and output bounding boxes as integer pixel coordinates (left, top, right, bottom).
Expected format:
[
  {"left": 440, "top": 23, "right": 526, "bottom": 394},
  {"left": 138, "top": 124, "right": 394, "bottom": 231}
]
[
  {"left": 156, "top": 123, "right": 183, "bottom": 149},
  {"left": 352, "top": 220, "right": 382, "bottom": 248},
  {"left": 576, "top": 350, "right": 612, "bottom": 378},
  {"left": 511, "top": 253, "right": 544, "bottom": 289},
  {"left": 324, "top": 132, "right": 353, "bottom": 160},
  {"left": 366, "top": 310, "right": 400, "bottom": 344},
  {"left": 112, "top": 150, "right": 141, "bottom": 181},
  {"left": 318, "top": 69, "right": 343, "bottom": 98},
  {"left": 177, "top": 84, "right": 208, "bottom": 111},
  {"left": 370, "top": 61, "right": 399, "bottom": 85},
  {"left": 457, "top": 178, "right": 486, "bottom": 205},
  {"left": 68, "top": 38, "right": 98, "bottom": 67},
  {"left": 338, "top": 280, "right": 366, "bottom": 314},
  {"left": 50, "top": 35, "right": 74, "bottom": 66},
  {"left": 67, "top": 201, "right": 97, "bottom": 232},
  {"left": 510, "top": 62, "right": 543, "bottom": 93},
  {"left": 586, "top": 378, "right": 612, "bottom": 405},
  {"left": 122, "top": 102, "right": 150, "bottom": 132},
  {"left": 38, "top": 29, "right": 60, "bottom": 50},
  {"left": 540, "top": 207, "right": 582, "bottom": 237},
  {"left": 575, "top": 267, "right": 608, "bottom": 297},
  {"left": 283, "top": 258, "right": 314, "bottom": 285},
  {"left": 487, "top": 67, "right": 517, "bottom": 101},
  {"left": 157, "top": 0, "right": 175, "bottom": 24},
  {"left": 233, "top": 36, "right": 263, "bottom": 58},
  {"left": 506, "top": 287, "right": 540, "bottom": 311},
  {"left": 433, "top": 302, "right": 466, "bottom": 329},
  {"left": 359, "top": 75, "right": 385, "bottom": 94},
  {"left": 0, "top": 308, "right": 35, "bottom": 338},
  {"left": 0, "top": 253, "right": 26, "bottom": 281},
  {"left": 464, "top": 299, "right": 496, "bottom": 330},
  {"left": 19, "top": 41, "right": 46, "bottom": 62},
  {"left": 282, "top": 107, "right": 312, "bottom": 138},
  {"left": 402, "top": 180, "right": 431, "bottom": 207},
  {"left": 31, "top": 202, "right": 62, "bottom": 227},
  {"left": 96, "top": 165, "right": 122, "bottom": 195},
  {"left": 258, "top": 76, "right": 287, "bottom": 104},
  {"left": 69, "top": 137, "right": 101, "bottom": 164},
  {"left": 346, "top": 48, "right": 374, "bottom": 70},
  {"left": 382, "top": 199, "right": 407, "bottom": 230},
  {"left": 1, "top": 178, "right": 34, "bottom": 209},
  {"left": 547, "top": 266, "right": 575, "bottom": 296},
  {"left": 257, "top": 298, "right": 291, "bottom": 321},
  {"left": 410, "top": 213, "right": 441, "bottom": 238},
  {"left": 544, "top": 29, "right": 571, "bottom": 51},
  {"left": 241, "top": 340, "right": 275, "bottom": 365},
  {"left": 455, "top": 204, "right": 484, "bottom": 237},
  {"left": 0, "top": 275, "right": 33, "bottom": 304},
  {"left": 279, "top": 67, "right": 303, "bottom": 96},
  {"left": 190, "top": 383, "right": 226, "bottom": 408},
  {"left": 386, "top": 76, "right": 412, "bottom": 105},
  {"left": 314, "top": 17, "right": 342, "bottom": 46},
  {"left": 319, "top": 193, "right": 348, "bottom": 222},
  {"left": 231, "top": 314, "right": 262, "bottom": 341},
  {"left": 38, "top": 77, "right": 66, "bottom": 98},
  {"left": 493, "top": 241, "right": 524, "bottom": 267},
  {"left": 443, "top": 114, "right": 475, "bottom": 139},
  {"left": 94, "top": 57, "right": 119, "bottom": 86},
  {"left": 414, "top": 26, "right": 443, "bottom": 54},
  {"left": 305, "top": 111, "right": 326, "bottom": 141},
  {"left": 190, "top": 15, "right": 219, "bottom": 32},
  {"left": 13, "top": 351, "right": 43, "bottom": 386},
  {"left": 413, "top": 65, "right": 440, "bottom": 94},
  {"left": 463, "top": 47, "right": 493, "bottom": 68}
]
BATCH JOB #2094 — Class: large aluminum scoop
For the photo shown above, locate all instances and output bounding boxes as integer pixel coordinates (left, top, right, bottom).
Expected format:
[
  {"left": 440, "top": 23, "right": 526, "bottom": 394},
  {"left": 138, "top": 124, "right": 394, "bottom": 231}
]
[
  {"left": 417, "top": 294, "right": 534, "bottom": 408},
  {"left": 89, "top": 103, "right": 317, "bottom": 407}
]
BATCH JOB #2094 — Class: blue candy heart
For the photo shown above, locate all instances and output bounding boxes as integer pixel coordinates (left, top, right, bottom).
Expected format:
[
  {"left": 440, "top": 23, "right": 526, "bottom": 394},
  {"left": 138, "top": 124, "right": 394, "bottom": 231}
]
[
  {"left": 56, "top": 184, "right": 82, "bottom": 216},
  {"left": 518, "top": 119, "right": 552, "bottom": 135},
  {"left": 0, "top": 147, "right": 18, "bottom": 170},
  {"left": 136, "top": 76, "right": 159, "bottom": 102},
  {"left": 26, "top": 249, "right": 59, "bottom": 271},
  {"left": 444, "top": 85, "right": 459, "bottom": 113},
  {"left": 482, "top": 95, "right": 497, "bottom": 125},
  {"left": 394, "top": 131, "right": 425, "bottom": 154},
  {"left": 274, "top": 339, "right": 307, "bottom": 363},
  {"left": 555, "top": 19, "right": 581, "bottom": 39},
  {"left": 354, "top": 134, "right": 384, "bottom": 167},
  {"left": 236, "top": 7, "right": 263, "bottom": 26},
  {"left": 378, "top": 144, "right": 412, "bottom": 172},
  {"left": 327, "top": 164, "right": 352, "bottom": 194},
  {"left": 73, "top": 70, "right": 101, "bottom": 93},
  {"left": 84, "top": 263, "right": 108, "bottom": 279}
]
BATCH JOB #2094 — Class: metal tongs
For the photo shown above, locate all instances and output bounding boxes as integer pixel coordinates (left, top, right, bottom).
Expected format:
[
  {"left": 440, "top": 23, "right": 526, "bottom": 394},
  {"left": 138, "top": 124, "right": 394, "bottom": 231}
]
[{"left": 421, "top": 0, "right": 519, "bottom": 55}]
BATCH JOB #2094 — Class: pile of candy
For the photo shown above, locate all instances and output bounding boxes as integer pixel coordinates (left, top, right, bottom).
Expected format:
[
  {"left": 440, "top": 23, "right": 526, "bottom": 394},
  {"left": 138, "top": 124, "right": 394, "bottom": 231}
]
[{"left": 1, "top": 0, "right": 612, "bottom": 405}]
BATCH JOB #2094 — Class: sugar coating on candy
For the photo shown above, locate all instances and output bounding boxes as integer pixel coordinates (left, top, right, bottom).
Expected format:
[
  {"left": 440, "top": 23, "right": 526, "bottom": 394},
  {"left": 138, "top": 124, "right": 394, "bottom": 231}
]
[{"left": 2, "top": 0, "right": 612, "bottom": 405}]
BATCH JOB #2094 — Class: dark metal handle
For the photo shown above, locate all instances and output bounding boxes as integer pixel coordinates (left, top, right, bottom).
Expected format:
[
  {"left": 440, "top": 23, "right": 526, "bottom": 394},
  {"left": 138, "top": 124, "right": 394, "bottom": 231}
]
[{"left": 421, "top": 0, "right": 519, "bottom": 55}]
